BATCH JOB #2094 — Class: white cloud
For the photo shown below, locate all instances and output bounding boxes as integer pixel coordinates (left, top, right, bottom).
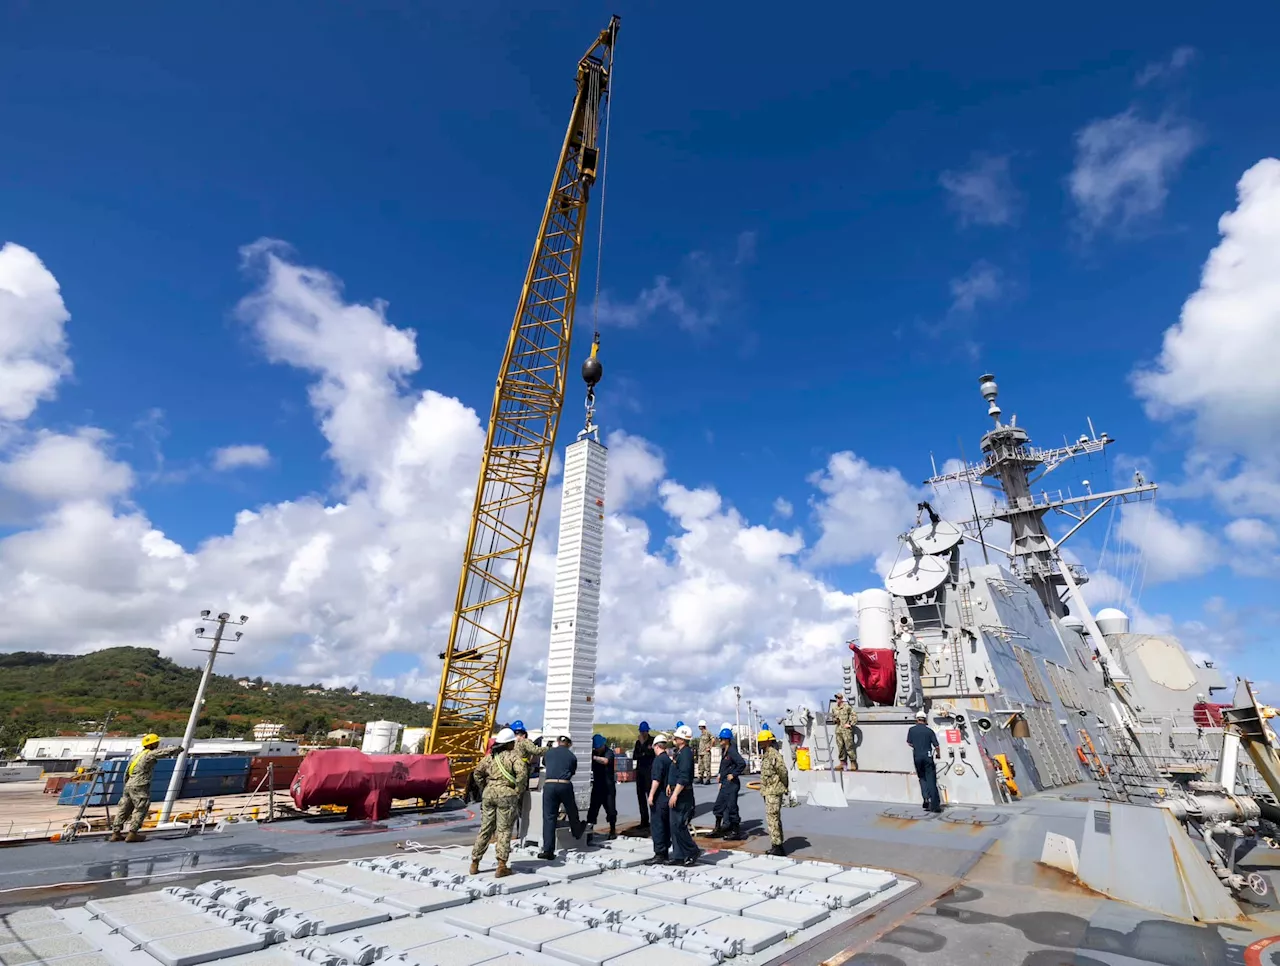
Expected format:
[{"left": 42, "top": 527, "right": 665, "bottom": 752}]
[
  {"left": 596, "top": 232, "right": 754, "bottom": 332},
  {"left": 939, "top": 154, "right": 1020, "bottom": 227},
  {"left": 807, "top": 453, "right": 919, "bottom": 569},
  {"left": 0, "top": 243, "right": 72, "bottom": 423},
  {"left": 0, "top": 429, "right": 133, "bottom": 503},
  {"left": 212, "top": 444, "right": 272, "bottom": 471},
  {"left": 772, "top": 497, "right": 793, "bottom": 519},
  {"left": 1225, "top": 517, "right": 1277, "bottom": 550},
  {"left": 0, "top": 240, "right": 892, "bottom": 727},
  {"left": 1069, "top": 109, "right": 1198, "bottom": 233},
  {"left": 1115, "top": 503, "right": 1218, "bottom": 583},
  {"left": 1133, "top": 159, "right": 1280, "bottom": 519},
  {"left": 949, "top": 261, "right": 1004, "bottom": 313},
  {"left": 1136, "top": 46, "right": 1197, "bottom": 88}
]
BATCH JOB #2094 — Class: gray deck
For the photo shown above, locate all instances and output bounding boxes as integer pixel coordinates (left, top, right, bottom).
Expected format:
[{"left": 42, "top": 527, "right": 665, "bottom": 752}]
[{"left": 3, "top": 782, "right": 1279, "bottom": 965}]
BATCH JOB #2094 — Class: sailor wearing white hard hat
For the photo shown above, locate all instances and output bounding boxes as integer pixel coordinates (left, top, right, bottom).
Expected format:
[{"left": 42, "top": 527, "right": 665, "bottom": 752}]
[
  {"left": 666, "top": 726, "right": 699, "bottom": 866},
  {"left": 644, "top": 734, "right": 673, "bottom": 864},
  {"left": 469, "top": 727, "right": 527, "bottom": 877},
  {"left": 536, "top": 732, "right": 585, "bottom": 859}
]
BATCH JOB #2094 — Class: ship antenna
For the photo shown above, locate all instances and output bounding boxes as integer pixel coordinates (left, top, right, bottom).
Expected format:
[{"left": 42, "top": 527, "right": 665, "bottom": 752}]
[{"left": 958, "top": 435, "right": 990, "bottom": 565}]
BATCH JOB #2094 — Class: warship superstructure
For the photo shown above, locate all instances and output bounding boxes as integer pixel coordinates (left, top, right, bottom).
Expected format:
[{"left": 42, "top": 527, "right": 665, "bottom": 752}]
[{"left": 785, "top": 374, "right": 1280, "bottom": 903}]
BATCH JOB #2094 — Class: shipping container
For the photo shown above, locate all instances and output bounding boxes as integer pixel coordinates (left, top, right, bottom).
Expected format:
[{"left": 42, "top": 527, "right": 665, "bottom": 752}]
[{"left": 57, "top": 756, "right": 252, "bottom": 806}]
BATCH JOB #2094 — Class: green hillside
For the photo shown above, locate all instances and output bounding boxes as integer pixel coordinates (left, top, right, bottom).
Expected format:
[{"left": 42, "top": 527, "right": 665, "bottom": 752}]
[{"left": 0, "top": 647, "right": 435, "bottom": 755}]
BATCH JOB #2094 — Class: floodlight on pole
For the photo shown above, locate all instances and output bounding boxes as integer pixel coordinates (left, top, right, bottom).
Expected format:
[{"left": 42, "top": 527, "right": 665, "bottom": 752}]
[{"left": 157, "top": 610, "right": 248, "bottom": 825}]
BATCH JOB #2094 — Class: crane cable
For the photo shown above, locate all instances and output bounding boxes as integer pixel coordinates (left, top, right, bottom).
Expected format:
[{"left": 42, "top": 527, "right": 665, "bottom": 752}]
[
  {"left": 581, "top": 19, "right": 617, "bottom": 426},
  {"left": 590, "top": 17, "right": 617, "bottom": 346}
]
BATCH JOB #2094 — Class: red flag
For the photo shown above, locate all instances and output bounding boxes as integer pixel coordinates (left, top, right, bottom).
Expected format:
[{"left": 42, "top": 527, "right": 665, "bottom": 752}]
[{"left": 851, "top": 645, "right": 897, "bottom": 705}]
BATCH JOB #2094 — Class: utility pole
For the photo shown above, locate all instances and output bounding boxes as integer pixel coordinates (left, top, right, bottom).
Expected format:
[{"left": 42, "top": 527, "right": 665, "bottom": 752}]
[
  {"left": 157, "top": 611, "right": 248, "bottom": 825},
  {"left": 746, "top": 700, "right": 756, "bottom": 760},
  {"left": 734, "top": 686, "right": 742, "bottom": 755}
]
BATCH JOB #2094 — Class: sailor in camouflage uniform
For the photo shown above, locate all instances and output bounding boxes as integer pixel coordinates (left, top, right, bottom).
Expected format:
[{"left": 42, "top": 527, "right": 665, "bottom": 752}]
[
  {"left": 469, "top": 727, "right": 528, "bottom": 878},
  {"left": 833, "top": 693, "right": 858, "bottom": 771},
  {"left": 696, "top": 721, "right": 713, "bottom": 785},
  {"left": 109, "top": 733, "right": 182, "bottom": 842},
  {"left": 758, "top": 729, "right": 789, "bottom": 856},
  {"left": 509, "top": 720, "right": 540, "bottom": 844}
]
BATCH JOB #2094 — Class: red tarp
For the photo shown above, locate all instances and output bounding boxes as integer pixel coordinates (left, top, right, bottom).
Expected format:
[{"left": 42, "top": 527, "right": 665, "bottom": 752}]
[
  {"left": 850, "top": 644, "right": 897, "bottom": 705},
  {"left": 290, "top": 748, "right": 451, "bottom": 820}
]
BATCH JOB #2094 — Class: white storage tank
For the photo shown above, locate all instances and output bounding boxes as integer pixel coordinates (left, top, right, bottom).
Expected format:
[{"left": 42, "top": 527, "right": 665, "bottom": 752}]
[
  {"left": 857, "top": 588, "right": 895, "bottom": 650},
  {"left": 401, "top": 727, "right": 429, "bottom": 754},
  {"left": 1095, "top": 608, "right": 1131, "bottom": 638},
  {"left": 361, "top": 720, "right": 403, "bottom": 755}
]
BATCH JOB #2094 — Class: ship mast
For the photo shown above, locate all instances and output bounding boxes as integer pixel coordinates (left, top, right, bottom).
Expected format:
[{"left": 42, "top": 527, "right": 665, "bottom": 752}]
[{"left": 926, "top": 374, "right": 1157, "bottom": 685}]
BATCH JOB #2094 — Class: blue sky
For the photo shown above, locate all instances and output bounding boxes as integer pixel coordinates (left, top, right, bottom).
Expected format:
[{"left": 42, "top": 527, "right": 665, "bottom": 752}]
[{"left": 0, "top": 3, "right": 1277, "bottom": 717}]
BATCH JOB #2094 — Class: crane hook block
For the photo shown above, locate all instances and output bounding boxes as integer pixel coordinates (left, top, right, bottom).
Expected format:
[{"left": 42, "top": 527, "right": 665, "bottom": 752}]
[{"left": 582, "top": 336, "right": 603, "bottom": 388}]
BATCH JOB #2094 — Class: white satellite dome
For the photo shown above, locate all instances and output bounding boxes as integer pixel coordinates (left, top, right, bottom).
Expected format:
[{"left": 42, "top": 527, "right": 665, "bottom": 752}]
[
  {"left": 1095, "top": 608, "right": 1130, "bottom": 637},
  {"left": 1060, "top": 615, "right": 1086, "bottom": 637}
]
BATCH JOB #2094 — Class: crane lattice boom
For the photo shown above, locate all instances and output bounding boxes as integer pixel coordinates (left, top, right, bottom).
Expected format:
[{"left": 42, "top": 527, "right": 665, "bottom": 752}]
[{"left": 428, "top": 17, "right": 619, "bottom": 784}]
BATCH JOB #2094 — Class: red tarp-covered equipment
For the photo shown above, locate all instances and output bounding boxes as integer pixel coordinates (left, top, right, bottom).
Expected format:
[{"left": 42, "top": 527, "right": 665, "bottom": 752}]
[
  {"left": 850, "top": 643, "right": 897, "bottom": 705},
  {"left": 291, "top": 748, "right": 451, "bottom": 820}
]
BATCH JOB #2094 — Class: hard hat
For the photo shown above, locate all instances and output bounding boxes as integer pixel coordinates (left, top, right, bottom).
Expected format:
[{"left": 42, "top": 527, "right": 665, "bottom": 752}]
[
  {"left": 717, "top": 727, "right": 734, "bottom": 740},
  {"left": 915, "top": 710, "right": 927, "bottom": 719},
  {"left": 559, "top": 734, "right": 572, "bottom": 743},
  {"left": 593, "top": 734, "right": 606, "bottom": 748},
  {"left": 495, "top": 728, "right": 516, "bottom": 745},
  {"left": 141, "top": 733, "right": 161, "bottom": 748},
  {"left": 757, "top": 729, "right": 776, "bottom": 743},
  {"left": 511, "top": 720, "right": 526, "bottom": 733},
  {"left": 697, "top": 720, "right": 707, "bottom": 727},
  {"left": 720, "top": 722, "right": 732, "bottom": 732},
  {"left": 675, "top": 725, "right": 693, "bottom": 740},
  {"left": 676, "top": 720, "right": 684, "bottom": 729},
  {"left": 638, "top": 720, "right": 650, "bottom": 732},
  {"left": 653, "top": 733, "right": 669, "bottom": 746}
]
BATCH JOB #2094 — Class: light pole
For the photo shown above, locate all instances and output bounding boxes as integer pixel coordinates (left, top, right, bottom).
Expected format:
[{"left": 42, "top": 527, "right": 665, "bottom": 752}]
[
  {"left": 733, "top": 685, "right": 742, "bottom": 755},
  {"left": 746, "top": 700, "right": 755, "bottom": 760},
  {"left": 157, "top": 611, "right": 248, "bottom": 825}
]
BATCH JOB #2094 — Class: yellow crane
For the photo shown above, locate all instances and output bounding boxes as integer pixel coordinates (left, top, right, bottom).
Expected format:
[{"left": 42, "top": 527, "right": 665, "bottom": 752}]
[{"left": 428, "top": 16, "right": 619, "bottom": 786}]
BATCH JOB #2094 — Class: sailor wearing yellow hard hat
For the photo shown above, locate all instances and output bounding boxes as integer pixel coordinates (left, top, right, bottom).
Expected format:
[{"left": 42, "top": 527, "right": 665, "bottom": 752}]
[
  {"left": 109, "top": 734, "right": 182, "bottom": 842},
  {"left": 758, "top": 729, "right": 789, "bottom": 856}
]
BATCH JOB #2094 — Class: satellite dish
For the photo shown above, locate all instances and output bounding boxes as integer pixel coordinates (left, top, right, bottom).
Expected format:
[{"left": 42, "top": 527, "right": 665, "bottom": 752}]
[
  {"left": 907, "top": 518, "right": 963, "bottom": 555},
  {"left": 885, "top": 553, "right": 949, "bottom": 597}
]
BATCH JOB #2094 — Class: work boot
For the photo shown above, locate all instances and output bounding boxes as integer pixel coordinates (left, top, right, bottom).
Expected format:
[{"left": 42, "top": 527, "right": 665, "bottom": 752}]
[
  {"left": 705, "top": 820, "right": 723, "bottom": 839},
  {"left": 468, "top": 860, "right": 480, "bottom": 876},
  {"left": 125, "top": 831, "right": 145, "bottom": 843},
  {"left": 835, "top": 763, "right": 844, "bottom": 772},
  {"left": 494, "top": 860, "right": 513, "bottom": 879},
  {"left": 644, "top": 853, "right": 668, "bottom": 866},
  {"left": 108, "top": 831, "right": 123, "bottom": 842},
  {"left": 608, "top": 825, "right": 617, "bottom": 840},
  {"left": 767, "top": 844, "right": 786, "bottom": 857},
  {"left": 536, "top": 852, "right": 555, "bottom": 861},
  {"left": 722, "top": 825, "right": 741, "bottom": 841}
]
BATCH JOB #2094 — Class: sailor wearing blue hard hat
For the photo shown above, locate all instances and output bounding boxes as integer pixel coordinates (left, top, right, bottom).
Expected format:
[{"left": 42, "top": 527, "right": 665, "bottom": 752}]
[
  {"left": 708, "top": 726, "right": 745, "bottom": 840},
  {"left": 507, "top": 720, "right": 541, "bottom": 845},
  {"left": 587, "top": 734, "right": 617, "bottom": 838},
  {"left": 632, "top": 721, "right": 655, "bottom": 832}
]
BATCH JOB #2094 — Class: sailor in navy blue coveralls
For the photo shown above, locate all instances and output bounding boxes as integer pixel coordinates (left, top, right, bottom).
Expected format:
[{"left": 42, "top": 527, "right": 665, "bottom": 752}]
[
  {"left": 710, "top": 727, "right": 745, "bottom": 838},
  {"left": 667, "top": 728, "right": 699, "bottom": 865},
  {"left": 645, "top": 734, "right": 672, "bottom": 863}
]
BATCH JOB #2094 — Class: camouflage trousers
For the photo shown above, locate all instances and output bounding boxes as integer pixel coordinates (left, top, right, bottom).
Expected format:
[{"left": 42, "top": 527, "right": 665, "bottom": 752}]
[
  {"left": 764, "top": 793, "right": 784, "bottom": 846},
  {"left": 697, "top": 753, "right": 712, "bottom": 782},
  {"left": 835, "top": 727, "right": 857, "bottom": 768},
  {"left": 471, "top": 796, "right": 518, "bottom": 862},
  {"left": 112, "top": 786, "right": 152, "bottom": 833}
]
